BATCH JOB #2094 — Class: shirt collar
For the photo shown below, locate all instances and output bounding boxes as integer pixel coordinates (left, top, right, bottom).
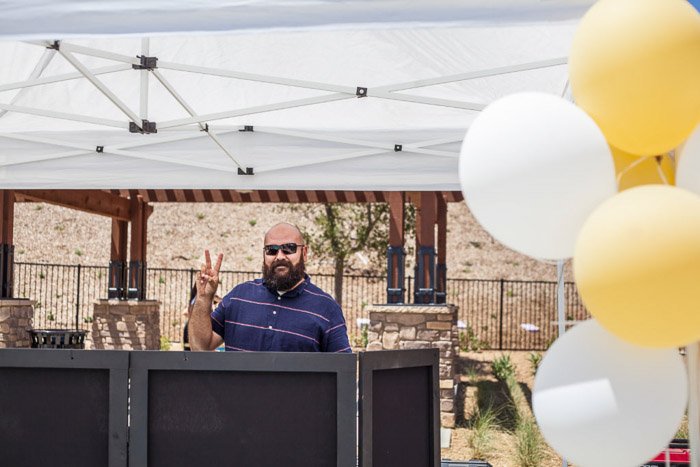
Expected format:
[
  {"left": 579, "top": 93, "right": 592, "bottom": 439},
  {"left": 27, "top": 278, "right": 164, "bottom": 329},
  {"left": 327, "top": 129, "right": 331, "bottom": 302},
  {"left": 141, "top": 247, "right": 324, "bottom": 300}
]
[{"left": 263, "top": 274, "right": 310, "bottom": 298}]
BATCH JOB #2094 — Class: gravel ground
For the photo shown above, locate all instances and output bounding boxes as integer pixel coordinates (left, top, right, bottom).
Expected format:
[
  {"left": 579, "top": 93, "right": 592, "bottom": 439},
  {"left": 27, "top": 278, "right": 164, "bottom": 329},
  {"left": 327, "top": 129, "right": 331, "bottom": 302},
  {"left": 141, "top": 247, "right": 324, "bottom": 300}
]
[{"left": 13, "top": 200, "right": 574, "bottom": 281}]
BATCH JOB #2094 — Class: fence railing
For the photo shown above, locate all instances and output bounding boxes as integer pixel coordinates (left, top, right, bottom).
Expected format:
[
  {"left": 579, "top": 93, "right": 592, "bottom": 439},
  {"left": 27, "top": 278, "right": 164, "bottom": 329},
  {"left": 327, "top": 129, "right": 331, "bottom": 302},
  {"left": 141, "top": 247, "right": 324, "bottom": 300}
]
[{"left": 13, "top": 262, "right": 590, "bottom": 350}]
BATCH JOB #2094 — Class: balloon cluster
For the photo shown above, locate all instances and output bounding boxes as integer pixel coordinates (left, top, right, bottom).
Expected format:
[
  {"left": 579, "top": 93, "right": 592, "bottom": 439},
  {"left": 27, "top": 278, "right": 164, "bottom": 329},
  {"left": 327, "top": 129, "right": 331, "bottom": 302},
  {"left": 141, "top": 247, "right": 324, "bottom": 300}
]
[{"left": 458, "top": 1, "right": 700, "bottom": 466}]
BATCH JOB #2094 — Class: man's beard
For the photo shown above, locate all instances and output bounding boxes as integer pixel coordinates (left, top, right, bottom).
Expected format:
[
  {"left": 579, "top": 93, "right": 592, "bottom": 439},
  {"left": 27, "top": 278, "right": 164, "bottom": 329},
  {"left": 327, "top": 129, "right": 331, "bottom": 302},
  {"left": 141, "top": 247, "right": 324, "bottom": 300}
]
[{"left": 263, "top": 257, "right": 306, "bottom": 291}]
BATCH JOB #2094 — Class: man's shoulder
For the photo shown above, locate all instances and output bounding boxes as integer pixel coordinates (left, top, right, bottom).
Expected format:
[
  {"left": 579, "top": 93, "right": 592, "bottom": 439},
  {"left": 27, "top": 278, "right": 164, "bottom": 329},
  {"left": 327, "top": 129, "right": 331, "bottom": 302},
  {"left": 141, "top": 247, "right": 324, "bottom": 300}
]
[
  {"left": 303, "top": 280, "right": 341, "bottom": 308},
  {"left": 227, "top": 278, "right": 267, "bottom": 298}
]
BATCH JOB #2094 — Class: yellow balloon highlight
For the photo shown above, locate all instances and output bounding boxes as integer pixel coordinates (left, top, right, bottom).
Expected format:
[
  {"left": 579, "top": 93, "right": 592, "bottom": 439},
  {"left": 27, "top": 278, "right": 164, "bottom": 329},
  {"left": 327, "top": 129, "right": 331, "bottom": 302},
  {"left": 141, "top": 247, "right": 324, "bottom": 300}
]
[
  {"left": 574, "top": 185, "right": 700, "bottom": 347},
  {"left": 570, "top": 0, "right": 700, "bottom": 155},
  {"left": 611, "top": 146, "right": 675, "bottom": 191}
]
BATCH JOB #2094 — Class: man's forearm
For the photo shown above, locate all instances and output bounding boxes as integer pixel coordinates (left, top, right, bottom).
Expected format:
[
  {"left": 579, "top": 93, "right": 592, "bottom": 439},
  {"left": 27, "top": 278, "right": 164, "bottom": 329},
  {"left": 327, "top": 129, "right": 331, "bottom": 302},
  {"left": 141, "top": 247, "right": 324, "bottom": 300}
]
[{"left": 189, "top": 297, "right": 214, "bottom": 351}]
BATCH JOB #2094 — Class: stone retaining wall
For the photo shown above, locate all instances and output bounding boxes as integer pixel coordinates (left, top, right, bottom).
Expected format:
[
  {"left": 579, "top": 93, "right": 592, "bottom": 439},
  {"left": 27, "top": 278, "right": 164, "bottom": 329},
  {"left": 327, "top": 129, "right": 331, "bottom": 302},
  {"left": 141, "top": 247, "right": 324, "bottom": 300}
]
[
  {"left": 0, "top": 299, "right": 33, "bottom": 348},
  {"left": 365, "top": 304, "right": 459, "bottom": 428},
  {"left": 92, "top": 300, "right": 160, "bottom": 350}
]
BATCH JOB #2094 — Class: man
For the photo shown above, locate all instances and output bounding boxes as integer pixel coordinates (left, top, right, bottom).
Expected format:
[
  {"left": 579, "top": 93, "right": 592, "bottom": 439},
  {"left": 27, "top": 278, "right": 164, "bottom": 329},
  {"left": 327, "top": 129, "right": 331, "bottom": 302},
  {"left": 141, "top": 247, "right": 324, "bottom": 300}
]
[{"left": 189, "top": 222, "right": 351, "bottom": 352}]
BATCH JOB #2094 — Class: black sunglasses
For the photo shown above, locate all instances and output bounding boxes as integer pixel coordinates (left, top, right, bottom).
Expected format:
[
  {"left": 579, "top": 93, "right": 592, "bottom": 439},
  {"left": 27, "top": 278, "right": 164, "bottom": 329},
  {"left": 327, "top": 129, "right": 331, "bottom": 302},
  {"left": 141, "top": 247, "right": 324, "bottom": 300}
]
[{"left": 263, "top": 243, "right": 304, "bottom": 256}]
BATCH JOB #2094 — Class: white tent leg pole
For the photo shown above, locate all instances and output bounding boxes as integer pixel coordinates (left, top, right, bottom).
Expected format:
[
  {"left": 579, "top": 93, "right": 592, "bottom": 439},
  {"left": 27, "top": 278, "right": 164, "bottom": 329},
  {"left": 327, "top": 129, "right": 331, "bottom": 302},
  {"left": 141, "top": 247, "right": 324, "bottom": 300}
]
[
  {"left": 556, "top": 259, "right": 568, "bottom": 467},
  {"left": 687, "top": 342, "right": 700, "bottom": 467}
]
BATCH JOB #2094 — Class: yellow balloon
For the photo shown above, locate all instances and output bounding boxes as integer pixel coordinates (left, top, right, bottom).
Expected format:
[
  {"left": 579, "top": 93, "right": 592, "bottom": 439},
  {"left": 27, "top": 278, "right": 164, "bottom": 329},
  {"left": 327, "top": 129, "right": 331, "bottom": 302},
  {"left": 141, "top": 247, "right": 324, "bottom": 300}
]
[
  {"left": 570, "top": 0, "right": 700, "bottom": 155},
  {"left": 611, "top": 146, "right": 675, "bottom": 191},
  {"left": 574, "top": 185, "right": 700, "bottom": 347}
]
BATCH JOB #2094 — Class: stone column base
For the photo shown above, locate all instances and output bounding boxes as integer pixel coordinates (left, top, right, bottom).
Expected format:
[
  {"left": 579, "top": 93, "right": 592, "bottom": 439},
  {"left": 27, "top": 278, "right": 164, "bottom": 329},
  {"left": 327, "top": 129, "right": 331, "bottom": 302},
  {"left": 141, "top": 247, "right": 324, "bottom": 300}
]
[
  {"left": 366, "top": 304, "right": 459, "bottom": 428},
  {"left": 0, "top": 299, "right": 34, "bottom": 348},
  {"left": 92, "top": 300, "right": 160, "bottom": 350}
]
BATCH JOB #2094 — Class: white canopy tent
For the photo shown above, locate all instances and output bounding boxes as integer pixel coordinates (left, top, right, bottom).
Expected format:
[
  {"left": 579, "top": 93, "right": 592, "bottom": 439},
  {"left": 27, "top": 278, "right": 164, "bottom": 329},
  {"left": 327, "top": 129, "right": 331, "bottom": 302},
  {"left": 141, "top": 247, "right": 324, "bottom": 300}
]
[{"left": 0, "top": 0, "right": 593, "bottom": 190}]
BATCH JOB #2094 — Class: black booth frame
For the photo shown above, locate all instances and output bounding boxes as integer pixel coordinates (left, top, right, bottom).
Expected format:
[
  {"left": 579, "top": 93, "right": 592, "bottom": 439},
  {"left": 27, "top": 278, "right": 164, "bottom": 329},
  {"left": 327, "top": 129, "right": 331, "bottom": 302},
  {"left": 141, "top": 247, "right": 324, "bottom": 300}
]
[
  {"left": 0, "top": 348, "right": 129, "bottom": 467},
  {"left": 128, "top": 351, "right": 357, "bottom": 467},
  {"left": 359, "top": 348, "right": 441, "bottom": 467}
]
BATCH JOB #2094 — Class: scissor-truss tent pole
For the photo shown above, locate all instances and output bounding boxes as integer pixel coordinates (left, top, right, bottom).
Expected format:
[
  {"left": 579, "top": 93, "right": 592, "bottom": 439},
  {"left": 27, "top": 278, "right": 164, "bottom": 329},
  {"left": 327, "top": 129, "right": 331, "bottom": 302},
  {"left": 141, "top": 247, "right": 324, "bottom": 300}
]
[
  {"left": 0, "top": 64, "right": 131, "bottom": 93},
  {"left": 376, "top": 57, "right": 568, "bottom": 92},
  {"left": 157, "top": 60, "right": 357, "bottom": 94},
  {"left": 0, "top": 48, "right": 55, "bottom": 119},
  {"left": 58, "top": 48, "right": 142, "bottom": 126},
  {"left": 0, "top": 102, "right": 126, "bottom": 128},
  {"left": 150, "top": 69, "right": 246, "bottom": 169},
  {"left": 158, "top": 93, "right": 354, "bottom": 129}
]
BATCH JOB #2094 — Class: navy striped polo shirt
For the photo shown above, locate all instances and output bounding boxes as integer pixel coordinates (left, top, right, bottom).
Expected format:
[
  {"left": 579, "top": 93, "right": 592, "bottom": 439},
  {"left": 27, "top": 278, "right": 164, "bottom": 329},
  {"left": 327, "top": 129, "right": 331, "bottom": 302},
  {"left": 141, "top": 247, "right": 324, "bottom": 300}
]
[{"left": 210, "top": 275, "right": 351, "bottom": 353}]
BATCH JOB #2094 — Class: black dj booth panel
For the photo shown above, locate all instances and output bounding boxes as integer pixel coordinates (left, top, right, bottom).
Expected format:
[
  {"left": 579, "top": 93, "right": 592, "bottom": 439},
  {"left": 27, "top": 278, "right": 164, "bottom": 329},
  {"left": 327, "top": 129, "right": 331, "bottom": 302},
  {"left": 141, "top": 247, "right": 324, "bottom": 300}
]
[
  {"left": 359, "top": 349, "right": 441, "bottom": 467},
  {"left": 128, "top": 351, "right": 357, "bottom": 467},
  {"left": 0, "top": 349, "right": 129, "bottom": 467},
  {"left": 0, "top": 348, "right": 440, "bottom": 467}
]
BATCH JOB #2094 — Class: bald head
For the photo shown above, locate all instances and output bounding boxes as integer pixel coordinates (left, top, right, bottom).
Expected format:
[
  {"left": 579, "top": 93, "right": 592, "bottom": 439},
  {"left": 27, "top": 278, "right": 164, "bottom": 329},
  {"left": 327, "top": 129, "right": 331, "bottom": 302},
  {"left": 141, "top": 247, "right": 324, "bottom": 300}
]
[{"left": 264, "top": 222, "right": 304, "bottom": 245}]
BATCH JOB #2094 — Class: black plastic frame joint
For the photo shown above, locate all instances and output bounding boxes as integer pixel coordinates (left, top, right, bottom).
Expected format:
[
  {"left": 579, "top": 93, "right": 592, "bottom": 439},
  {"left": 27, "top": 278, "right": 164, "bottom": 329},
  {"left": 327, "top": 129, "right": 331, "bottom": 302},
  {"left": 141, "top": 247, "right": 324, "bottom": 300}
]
[
  {"left": 394, "top": 144, "right": 403, "bottom": 152},
  {"left": 96, "top": 146, "right": 104, "bottom": 153},
  {"left": 48, "top": 40, "right": 60, "bottom": 50},
  {"left": 237, "top": 167, "right": 254, "bottom": 175},
  {"left": 132, "top": 55, "right": 158, "bottom": 70},
  {"left": 239, "top": 125, "right": 254, "bottom": 132},
  {"left": 129, "top": 120, "right": 157, "bottom": 134},
  {"left": 356, "top": 87, "right": 368, "bottom": 98},
  {"left": 200, "top": 123, "right": 209, "bottom": 132}
]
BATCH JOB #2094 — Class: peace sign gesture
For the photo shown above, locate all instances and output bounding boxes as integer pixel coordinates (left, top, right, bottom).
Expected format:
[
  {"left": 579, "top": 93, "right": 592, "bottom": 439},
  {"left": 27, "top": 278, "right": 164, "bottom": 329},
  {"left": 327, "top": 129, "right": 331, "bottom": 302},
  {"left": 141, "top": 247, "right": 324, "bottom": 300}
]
[{"left": 197, "top": 250, "right": 223, "bottom": 299}]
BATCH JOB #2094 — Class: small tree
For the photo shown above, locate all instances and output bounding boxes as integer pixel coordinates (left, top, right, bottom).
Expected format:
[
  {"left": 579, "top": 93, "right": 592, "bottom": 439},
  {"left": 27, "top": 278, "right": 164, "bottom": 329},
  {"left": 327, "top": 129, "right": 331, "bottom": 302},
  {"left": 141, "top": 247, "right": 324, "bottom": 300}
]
[{"left": 303, "top": 203, "right": 390, "bottom": 307}]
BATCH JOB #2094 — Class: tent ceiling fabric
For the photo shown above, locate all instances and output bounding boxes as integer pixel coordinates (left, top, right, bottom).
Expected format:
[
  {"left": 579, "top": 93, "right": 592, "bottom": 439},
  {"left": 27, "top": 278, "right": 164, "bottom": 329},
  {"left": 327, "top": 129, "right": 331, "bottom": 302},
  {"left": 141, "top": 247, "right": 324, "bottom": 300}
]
[{"left": 0, "top": 0, "right": 590, "bottom": 190}]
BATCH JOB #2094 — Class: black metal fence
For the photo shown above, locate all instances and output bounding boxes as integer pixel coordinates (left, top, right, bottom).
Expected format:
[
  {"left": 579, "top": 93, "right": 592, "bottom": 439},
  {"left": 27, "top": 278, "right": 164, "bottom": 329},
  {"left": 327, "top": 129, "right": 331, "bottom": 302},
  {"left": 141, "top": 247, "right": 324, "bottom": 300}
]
[{"left": 13, "top": 262, "right": 590, "bottom": 350}]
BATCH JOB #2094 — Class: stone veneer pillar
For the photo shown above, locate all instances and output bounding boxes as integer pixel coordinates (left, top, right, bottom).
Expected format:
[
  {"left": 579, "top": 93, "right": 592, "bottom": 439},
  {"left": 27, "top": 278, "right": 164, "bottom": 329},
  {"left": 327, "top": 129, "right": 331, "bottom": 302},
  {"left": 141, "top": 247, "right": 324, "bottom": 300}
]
[
  {"left": 365, "top": 304, "right": 459, "bottom": 428},
  {"left": 0, "top": 299, "right": 33, "bottom": 348},
  {"left": 92, "top": 300, "right": 160, "bottom": 350}
]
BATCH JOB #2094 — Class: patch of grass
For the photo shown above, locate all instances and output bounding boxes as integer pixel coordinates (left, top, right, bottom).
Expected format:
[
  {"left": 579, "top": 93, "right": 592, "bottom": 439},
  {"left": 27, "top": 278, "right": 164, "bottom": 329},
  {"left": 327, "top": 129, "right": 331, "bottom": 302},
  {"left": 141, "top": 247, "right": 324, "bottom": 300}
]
[
  {"left": 492, "top": 354, "right": 515, "bottom": 381},
  {"left": 158, "top": 276, "right": 166, "bottom": 285},
  {"left": 46, "top": 312, "right": 54, "bottom": 321},
  {"left": 469, "top": 402, "right": 500, "bottom": 460},
  {"left": 459, "top": 324, "right": 490, "bottom": 352},
  {"left": 74, "top": 248, "right": 83, "bottom": 256},
  {"left": 160, "top": 335, "right": 171, "bottom": 351},
  {"left": 527, "top": 352, "right": 543, "bottom": 376},
  {"left": 248, "top": 219, "right": 257, "bottom": 226},
  {"left": 515, "top": 418, "right": 546, "bottom": 467},
  {"left": 196, "top": 213, "right": 205, "bottom": 220}
]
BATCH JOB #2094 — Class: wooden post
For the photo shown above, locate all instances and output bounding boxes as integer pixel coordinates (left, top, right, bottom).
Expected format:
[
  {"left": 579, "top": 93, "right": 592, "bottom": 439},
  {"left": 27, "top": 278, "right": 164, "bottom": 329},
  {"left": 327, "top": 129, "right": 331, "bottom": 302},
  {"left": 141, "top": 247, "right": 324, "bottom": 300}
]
[
  {"left": 0, "top": 191, "right": 15, "bottom": 299},
  {"left": 414, "top": 191, "right": 436, "bottom": 304},
  {"left": 108, "top": 219, "right": 128, "bottom": 299},
  {"left": 128, "top": 195, "right": 148, "bottom": 300},
  {"left": 386, "top": 192, "right": 406, "bottom": 303},
  {"left": 435, "top": 193, "right": 447, "bottom": 304}
]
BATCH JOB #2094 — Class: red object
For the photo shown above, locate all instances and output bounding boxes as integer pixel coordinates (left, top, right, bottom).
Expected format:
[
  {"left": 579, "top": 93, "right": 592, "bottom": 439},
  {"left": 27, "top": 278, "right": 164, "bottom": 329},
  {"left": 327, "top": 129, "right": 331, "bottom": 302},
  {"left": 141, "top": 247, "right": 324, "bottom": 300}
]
[{"left": 645, "top": 440, "right": 690, "bottom": 466}]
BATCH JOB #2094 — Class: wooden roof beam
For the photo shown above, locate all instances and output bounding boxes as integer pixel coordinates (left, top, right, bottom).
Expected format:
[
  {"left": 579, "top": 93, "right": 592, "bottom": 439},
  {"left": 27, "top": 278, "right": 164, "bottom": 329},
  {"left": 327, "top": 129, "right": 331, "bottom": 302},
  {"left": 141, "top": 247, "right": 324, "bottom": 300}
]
[{"left": 13, "top": 189, "right": 149, "bottom": 221}]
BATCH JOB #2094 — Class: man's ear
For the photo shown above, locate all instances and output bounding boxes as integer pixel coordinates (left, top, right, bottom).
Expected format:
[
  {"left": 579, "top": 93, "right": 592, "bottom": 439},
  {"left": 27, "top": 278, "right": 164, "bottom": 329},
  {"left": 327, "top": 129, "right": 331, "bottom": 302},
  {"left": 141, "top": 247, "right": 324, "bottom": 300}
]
[{"left": 302, "top": 245, "right": 308, "bottom": 262}]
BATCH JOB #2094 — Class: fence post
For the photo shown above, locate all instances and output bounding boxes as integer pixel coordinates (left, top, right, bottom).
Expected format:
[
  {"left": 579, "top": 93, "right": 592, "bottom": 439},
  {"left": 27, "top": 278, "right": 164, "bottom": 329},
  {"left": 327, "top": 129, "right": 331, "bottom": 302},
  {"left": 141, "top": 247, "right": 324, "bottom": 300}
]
[
  {"left": 499, "top": 278, "right": 504, "bottom": 350},
  {"left": 75, "top": 263, "right": 81, "bottom": 331}
]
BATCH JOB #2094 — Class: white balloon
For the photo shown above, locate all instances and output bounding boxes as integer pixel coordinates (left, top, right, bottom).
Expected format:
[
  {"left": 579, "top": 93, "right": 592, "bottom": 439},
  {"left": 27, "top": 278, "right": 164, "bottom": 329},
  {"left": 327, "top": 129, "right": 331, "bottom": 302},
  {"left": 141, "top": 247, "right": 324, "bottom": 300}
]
[
  {"left": 676, "top": 123, "right": 700, "bottom": 194},
  {"left": 533, "top": 320, "right": 688, "bottom": 467},
  {"left": 459, "top": 92, "right": 616, "bottom": 260}
]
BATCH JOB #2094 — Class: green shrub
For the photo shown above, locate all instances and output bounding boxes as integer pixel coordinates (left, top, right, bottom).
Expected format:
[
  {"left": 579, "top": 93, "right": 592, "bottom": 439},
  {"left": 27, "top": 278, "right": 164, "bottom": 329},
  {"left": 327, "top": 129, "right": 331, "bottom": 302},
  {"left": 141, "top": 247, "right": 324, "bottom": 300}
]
[
  {"left": 492, "top": 354, "right": 515, "bottom": 381},
  {"left": 527, "top": 352, "right": 543, "bottom": 376},
  {"left": 160, "top": 335, "right": 171, "bottom": 351}
]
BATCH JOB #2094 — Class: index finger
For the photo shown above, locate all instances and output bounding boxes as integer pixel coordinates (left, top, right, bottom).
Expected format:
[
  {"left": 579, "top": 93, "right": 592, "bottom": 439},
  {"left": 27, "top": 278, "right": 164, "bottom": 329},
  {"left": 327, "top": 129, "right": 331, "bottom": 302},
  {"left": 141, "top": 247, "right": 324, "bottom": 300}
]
[
  {"left": 214, "top": 253, "right": 223, "bottom": 274},
  {"left": 205, "top": 249, "right": 212, "bottom": 269}
]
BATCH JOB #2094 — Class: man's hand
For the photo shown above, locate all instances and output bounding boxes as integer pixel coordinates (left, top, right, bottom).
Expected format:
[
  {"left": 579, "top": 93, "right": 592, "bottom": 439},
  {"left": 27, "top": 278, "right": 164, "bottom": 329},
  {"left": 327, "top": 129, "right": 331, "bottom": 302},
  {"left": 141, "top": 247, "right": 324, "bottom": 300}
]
[{"left": 197, "top": 250, "right": 223, "bottom": 299}]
